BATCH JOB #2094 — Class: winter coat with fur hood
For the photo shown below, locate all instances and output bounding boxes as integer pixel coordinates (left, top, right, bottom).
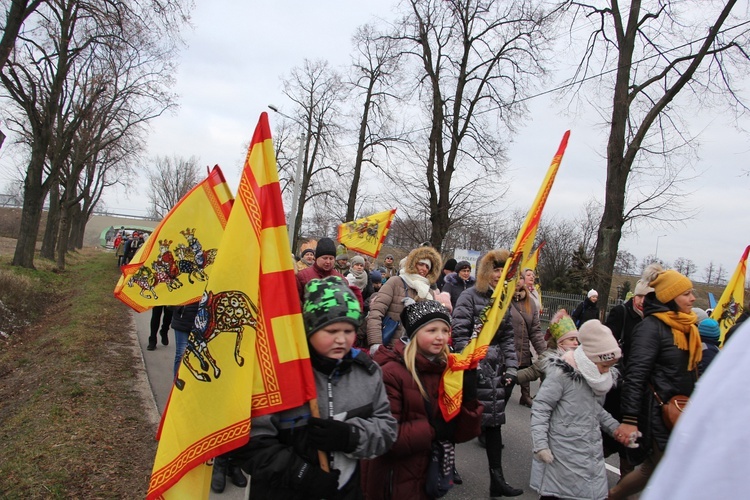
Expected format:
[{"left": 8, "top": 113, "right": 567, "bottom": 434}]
[
  {"left": 451, "top": 249, "right": 518, "bottom": 428},
  {"left": 365, "top": 246, "right": 442, "bottom": 347},
  {"left": 530, "top": 356, "right": 620, "bottom": 499}
]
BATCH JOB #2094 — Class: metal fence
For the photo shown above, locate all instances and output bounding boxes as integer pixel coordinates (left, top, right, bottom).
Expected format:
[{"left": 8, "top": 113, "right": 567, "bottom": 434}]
[{"left": 539, "top": 291, "right": 622, "bottom": 327}]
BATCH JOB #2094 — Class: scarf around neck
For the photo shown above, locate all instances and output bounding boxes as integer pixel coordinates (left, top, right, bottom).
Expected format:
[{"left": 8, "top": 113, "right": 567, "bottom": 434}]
[
  {"left": 651, "top": 310, "right": 702, "bottom": 371},
  {"left": 565, "top": 347, "right": 615, "bottom": 396},
  {"left": 347, "top": 268, "right": 367, "bottom": 289},
  {"left": 400, "top": 272, "right": 432, "bottom": 299}
]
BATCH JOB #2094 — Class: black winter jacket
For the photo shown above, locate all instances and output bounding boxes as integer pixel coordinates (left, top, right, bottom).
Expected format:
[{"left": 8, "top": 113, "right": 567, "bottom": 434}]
[
  {"left": 170, "top": 302, "right": 199, "bottom": 332},
  {"left": 620, "top": 297, "right": 697, "bottom": 454},
  {"left": 451, "top": 286, "right": 518, "bottom": 428},
  {"left": 441, "top": 272, "right": 476, "bottom": 309}
]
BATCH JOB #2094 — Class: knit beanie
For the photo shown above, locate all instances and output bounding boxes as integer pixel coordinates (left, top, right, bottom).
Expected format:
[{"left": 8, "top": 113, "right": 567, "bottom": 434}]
[
  {"left": 578, "top": 319, "right": 621, "bottom": 363},
  {"left": 336, "top": 249, "right": 349, "bottom": 261},
  {"left": 370, "top": 270, "right": 382, "bottom": 283},
  {"left": 400, "top": 299, "right": 451, "bottom": 338},
  {"left": 634, "top": 279, "right": 654, "bottom": 296},
  {"left": 350, "top": 255, "right": 365, "bottom": 267},
  {"left": 300, "top": 248, "right": 315, "bottom": 258},
  {"left": 455, "top": 260, "right": 471, "bottom": 273},
  {"left": 587, "top": 289, "right": 598, "bottom": 299},
  {"left": 548, "top": 310, "right": 578, "bottom": 344},
  {"left": 443, "top": 258, "right": 457, "bottom": 272},
  {"left": 418, "top": 258, "right": 432, "bottom": 271},
  {"left": 647, "top": 268, "right": 693, "bottom": 304},
  {"left": 692, "top": 308, "right": 708, "bottom": 323},
  {"left": 698, "top": 318, "right": 720, "bottom": 340},
  {"left": 302, "top": 276, "right": 362, "bottom": 336},
  {"left": 315, "top": 237, "right": 337, "bottom": 259}
]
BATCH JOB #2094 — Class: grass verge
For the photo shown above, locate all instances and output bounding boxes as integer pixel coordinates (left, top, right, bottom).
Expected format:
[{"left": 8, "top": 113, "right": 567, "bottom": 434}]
[{"left": 0, "top": 247, "right": 156, "bottom": 498}]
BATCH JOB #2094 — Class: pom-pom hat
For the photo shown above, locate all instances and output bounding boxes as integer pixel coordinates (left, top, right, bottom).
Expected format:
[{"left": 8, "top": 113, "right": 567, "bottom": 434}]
[
  {"left": 644, "top": 265, "right": 693, "bottom": 304},
  {"left": 400, "top": 300, "right": 451, "bottom": 338},
  {"left": 578, "top": 319, "right": 621, "bottom": 363},
  {"left": 302, "top": 276, "right": 361, "bottom": 337}
]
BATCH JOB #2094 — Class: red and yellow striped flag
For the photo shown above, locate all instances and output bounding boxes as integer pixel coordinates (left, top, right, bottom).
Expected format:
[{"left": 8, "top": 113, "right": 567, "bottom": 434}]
[
  {"left": 439, "top": 131, "right": 570, "bottom": 421},
  {"left": 147, "top": 113, "right": 318, "bottom": 499},
  {"left": 337, "top": 208, "right": 397, "bottom": 258},
  {"left": 711, "top": 245, "right": 749, "bottom": 345},
  {"left": 114, "top": 166, "right": 233, "bottom": 312}
]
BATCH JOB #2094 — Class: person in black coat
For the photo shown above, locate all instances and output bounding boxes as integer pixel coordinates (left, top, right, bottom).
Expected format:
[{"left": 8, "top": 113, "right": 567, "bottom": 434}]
[
  {"left": 571, "top": 289, "right": 600, "bottom": 327},
  {"left": 609, "top": 265, "right": 701, "bottom": 499},
  {"left": 441, "top": 260, "right": 475, "bottom": 309},
  {"left": 603, "top": 279, "right": 652, "bottom": 477}
]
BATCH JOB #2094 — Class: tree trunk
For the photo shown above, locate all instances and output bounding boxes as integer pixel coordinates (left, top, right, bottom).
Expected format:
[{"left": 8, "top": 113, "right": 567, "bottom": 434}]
[
  {"left": 12, "top": 145, "right": 49, "bottom": 268},
  {"left": 40, "top": 180, "right": 60, "bottom": 260},
  {"left": 346, "top": 85, "right": 373, "bottom": 222},
  {"left": 56, "top": 200, "right": 71, "bottom": 270}
]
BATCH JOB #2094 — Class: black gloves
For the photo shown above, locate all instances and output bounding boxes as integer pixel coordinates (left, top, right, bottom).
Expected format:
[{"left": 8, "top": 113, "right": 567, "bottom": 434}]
[
  {"left": 503, "top": 372, "right": 517, "bottom": 387},
  {"left": 307, "top": 417, "right": 360, "bottom": 453},
  {"left": 432, "top": 417, "right": 456, "bottom": 442},
  {"left": 463, "top": 369, "right": 478, "bottom": 402},
  {"left": 294, "top": 461, "right": 340, "bottom": 500}
]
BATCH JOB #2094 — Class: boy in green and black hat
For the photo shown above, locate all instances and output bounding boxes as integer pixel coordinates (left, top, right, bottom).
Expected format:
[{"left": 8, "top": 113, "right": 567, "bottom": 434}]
[{"left": 237, "top": 276, "right": 397, "bottom": 500}]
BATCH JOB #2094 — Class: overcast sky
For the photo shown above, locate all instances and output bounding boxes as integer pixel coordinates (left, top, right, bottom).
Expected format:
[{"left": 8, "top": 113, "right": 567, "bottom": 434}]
[{"left": 7, "top": 0, "right": 750, "bottom": 281}]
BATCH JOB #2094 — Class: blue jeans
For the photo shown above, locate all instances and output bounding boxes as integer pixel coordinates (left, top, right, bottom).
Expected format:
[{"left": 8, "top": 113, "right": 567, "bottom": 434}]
[{"left": 173, "top": 329, "right": 189, "bottom": 377}]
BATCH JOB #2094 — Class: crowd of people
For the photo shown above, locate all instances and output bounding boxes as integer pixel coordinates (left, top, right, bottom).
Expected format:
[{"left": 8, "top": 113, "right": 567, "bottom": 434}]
[{"left": 146, "top": 236, "right": 742, "bottom": 499}]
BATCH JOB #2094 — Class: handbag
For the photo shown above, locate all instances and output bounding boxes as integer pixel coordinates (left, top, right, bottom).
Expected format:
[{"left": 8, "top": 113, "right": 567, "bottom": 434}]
[
  {"left": 425, "top": 441, "right": 455, "bottom": 498},
  {"left": 650, "top": 384, "right": 689, "bottom": 430},
  {"left": 381, "top": 316, "right": 400, "bottom": 345}
]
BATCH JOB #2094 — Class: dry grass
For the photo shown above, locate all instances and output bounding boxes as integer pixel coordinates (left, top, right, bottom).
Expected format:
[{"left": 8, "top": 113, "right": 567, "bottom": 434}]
[{"left": 0, "top": 245, "right": 156, "bottom": 498}]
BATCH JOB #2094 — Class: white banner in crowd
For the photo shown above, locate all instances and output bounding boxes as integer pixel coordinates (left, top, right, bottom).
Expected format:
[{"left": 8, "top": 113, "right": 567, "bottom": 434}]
[{"left": 453, "top": 248, "right": 482, "bottom": 277}]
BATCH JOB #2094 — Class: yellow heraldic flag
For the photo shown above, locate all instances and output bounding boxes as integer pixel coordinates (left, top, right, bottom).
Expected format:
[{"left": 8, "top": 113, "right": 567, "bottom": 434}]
[
  {"left": 711, "top": 245, "right": 749, "bottom": 346},
  {"left": 337, "top": 208, "right": 397, "bottom": 258},
  {"left": 147, "top": 113, "right": 318, "bottom": 499},
  {"left": 523, "top": 241, "right": 546, "bottom": 308},
  {"left": 113, "top": 165, "right": 234, "bottom": 312},
  {"left": 439, "top": 131, "right": 570, "bottom": 421}
]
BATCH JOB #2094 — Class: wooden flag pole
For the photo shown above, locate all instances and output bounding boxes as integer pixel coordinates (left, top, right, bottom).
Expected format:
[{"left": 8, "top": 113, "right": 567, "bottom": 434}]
[{"left": 308, "top": 399, "right": 331, "bottom": 471}]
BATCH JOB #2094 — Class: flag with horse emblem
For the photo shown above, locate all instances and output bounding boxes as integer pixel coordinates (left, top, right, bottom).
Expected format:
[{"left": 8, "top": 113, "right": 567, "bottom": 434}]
[
  {"left": 711, "top": 244, "right": 749, "bottom": 346},
  {"left": 114, "top": 165, "right": 234, "bottom": 312},
  {"left": 147, "top": 113, "right": 318, "bottom": 499},
  {"left": 439, "top": 131, "right": 570, "bottom": 421},
  {"left": 337, "top": 208, "right": 396, "bottom": 258}
]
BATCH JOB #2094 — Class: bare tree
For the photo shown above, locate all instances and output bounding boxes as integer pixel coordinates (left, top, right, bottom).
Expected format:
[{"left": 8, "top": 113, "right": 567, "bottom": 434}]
[
  {"left": 280, "top": 59, "right": 346, "bottom": 251},
  {"left": 391, "top": 0, "right": 560, "bottom": 250},
  {"left": 672, "top": 257, "right": 697, "bottom": 278},
  {"left": 0, "top": 0, "right": 43, "bottom": 73},
  {"left": 2, "top": 0, "right": 189, "bottom": 268},
  {"left": 146, "top": 156, "right": 202, "bottom": 218},
  {"left": 565, "top": 0, "right": 750, "bottom": 306},
  {"left": 614, "top": 250, "right": 638, "bottom": 275},
  {"left": 344, "top": 24, "right": 404, "bottom": 221}
]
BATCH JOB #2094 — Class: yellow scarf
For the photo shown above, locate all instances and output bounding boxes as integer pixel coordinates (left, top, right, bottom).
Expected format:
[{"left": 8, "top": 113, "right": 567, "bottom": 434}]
[{"left": 652, "top": 311, "right": 702, "bottom": 371}]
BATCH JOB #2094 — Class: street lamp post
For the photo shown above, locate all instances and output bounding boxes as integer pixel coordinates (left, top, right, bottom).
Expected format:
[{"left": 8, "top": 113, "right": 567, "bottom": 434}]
[
  {"left": 268, "top": 105, "right": 306, "bottom": 250},
  {"left": 655, "top": 234, "right": 667, "bottom": 260}
]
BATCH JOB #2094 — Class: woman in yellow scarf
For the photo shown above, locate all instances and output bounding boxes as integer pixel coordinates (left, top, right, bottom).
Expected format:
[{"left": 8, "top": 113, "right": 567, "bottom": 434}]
[{"left": 609, "top": 264, "right": 700, "bottom": 499}]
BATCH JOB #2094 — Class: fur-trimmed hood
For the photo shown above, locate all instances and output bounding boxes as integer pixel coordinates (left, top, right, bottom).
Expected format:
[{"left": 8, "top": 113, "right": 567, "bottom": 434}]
[
  {"left": 403, "top": 246, "right": 442, "bottom": 284},
  {"left": 475, "top": 248, "right": 510, "bottom": 293}
]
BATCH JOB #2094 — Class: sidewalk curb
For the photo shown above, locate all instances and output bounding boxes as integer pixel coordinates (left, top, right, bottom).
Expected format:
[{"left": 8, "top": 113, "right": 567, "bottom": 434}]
[{"left": 128, "top": 311, "right": 161, "bottom": 426}]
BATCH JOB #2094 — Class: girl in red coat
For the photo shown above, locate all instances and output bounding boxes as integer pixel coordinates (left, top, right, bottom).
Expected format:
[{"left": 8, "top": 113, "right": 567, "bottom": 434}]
[{"left": 362, "top": 299, "right": 482, "bottom": 499}]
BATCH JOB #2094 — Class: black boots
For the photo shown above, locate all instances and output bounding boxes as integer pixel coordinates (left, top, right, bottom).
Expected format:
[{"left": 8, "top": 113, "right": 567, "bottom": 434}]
[
  {"left": 211, "top": 456, "right": 227, "bottom": 493},
  {"left": 211, "top": 455, "right": 247, "bottom": 492},
  {"left": 489, "top": 468, "right": 523, "bottom": 497},
  {"left": 228, "top": 463, "right": 248, "bottom": 488}
]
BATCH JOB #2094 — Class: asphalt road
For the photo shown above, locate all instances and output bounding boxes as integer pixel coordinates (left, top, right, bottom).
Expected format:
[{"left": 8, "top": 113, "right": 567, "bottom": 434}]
[{"left": 134, "top": 309, "right": 624, "bottom": 500}]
